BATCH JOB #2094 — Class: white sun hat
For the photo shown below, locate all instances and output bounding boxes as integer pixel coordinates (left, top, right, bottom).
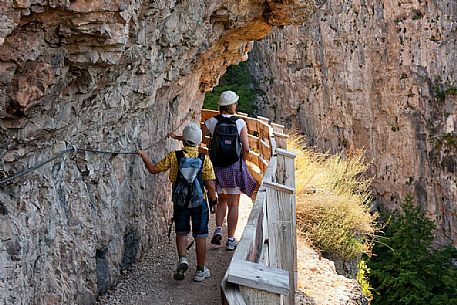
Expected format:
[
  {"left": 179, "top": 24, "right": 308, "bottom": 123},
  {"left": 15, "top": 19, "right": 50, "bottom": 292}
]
[
  {"left": 182, "top": 122, "right": 202, "bottom": 146},
  {"left": 218, "top": 91, "right": 239, "bottom": 106}
]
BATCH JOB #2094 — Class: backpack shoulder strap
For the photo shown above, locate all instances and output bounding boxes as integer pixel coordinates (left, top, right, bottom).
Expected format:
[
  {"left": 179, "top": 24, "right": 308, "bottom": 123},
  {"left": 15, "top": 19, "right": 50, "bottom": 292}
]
[
  {"left": 198, "top": 153, "right": 205, "bottom": 163},
  {"left": 197, "top": 153, "right": 205, "bottom": 171},
  {"left": 230, "top": 116, "right": 240, "bottom": 122},
  {"left": 214, "top": 114, "right": 223, "bottom": 121},
  {"left": 175, "top": 150, "right": 184, "bottom": 165}
]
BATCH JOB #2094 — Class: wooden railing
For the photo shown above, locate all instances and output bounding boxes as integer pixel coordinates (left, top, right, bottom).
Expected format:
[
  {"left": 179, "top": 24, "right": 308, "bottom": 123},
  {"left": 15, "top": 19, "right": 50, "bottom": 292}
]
[
  {"left": 200, "top": 109, "right": 289, "bottom": 186},
  {"left": 200, "top": 110, "right": 297, "bottom": 305}
]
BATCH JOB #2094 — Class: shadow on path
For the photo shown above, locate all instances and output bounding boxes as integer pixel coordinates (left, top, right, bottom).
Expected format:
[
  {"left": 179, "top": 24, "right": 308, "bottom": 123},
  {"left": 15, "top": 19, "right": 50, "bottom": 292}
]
[{"left": 96, "top": 195, "right": 253, "bottom": 305}]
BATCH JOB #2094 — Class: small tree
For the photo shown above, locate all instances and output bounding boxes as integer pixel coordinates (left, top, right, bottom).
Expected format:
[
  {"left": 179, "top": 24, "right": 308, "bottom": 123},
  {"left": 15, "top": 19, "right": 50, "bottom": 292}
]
[{"left": 368, "top": 195, "right": 457, "bottom": 305}]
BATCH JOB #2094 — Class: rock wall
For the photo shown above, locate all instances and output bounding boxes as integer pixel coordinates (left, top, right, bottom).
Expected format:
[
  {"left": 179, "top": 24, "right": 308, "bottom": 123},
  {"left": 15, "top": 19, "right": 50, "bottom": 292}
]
[
  {"left": 249, "top": 0, "right": 457, "bottom": 246},
  {"left": 0, "top": 1, "right": 321, "bottom": 304}
]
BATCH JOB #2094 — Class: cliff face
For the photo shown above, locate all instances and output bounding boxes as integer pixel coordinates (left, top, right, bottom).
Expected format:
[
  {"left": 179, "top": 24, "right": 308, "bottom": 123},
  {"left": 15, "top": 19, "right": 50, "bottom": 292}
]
[
  {"left": 249, "top": 0, "right": 457, "bottom": 246},
  {"left": 0, "top": 1, "right": 321, "bottom": 304}
]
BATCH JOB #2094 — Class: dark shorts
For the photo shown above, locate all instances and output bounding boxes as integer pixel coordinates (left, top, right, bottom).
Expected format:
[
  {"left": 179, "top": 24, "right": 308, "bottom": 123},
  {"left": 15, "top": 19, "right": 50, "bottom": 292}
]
[{"left": 173, "top": 201, "right": 209, "bottom": 238}]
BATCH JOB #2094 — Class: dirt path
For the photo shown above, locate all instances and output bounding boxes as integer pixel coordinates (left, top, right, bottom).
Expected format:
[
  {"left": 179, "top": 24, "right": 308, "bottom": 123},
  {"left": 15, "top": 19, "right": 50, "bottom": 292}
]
[{"left": 96, "top": 196, "right": 253, "bottom": 305}]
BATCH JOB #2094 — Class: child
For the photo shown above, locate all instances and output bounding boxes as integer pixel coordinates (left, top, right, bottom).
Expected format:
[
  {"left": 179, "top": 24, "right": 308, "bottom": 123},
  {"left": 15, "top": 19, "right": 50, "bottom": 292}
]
[{"left": 137, "top": 123, "right": 218, "bottom": 282}]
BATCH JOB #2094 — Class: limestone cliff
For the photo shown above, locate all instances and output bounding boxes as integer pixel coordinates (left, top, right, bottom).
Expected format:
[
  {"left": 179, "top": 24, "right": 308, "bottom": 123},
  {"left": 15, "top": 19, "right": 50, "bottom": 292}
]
[
  {"left": 0, "top": 1, "right": 321, "bottom": 304},
  {"left": 249, "top": 0, "right": 457, "bottom": 246}
]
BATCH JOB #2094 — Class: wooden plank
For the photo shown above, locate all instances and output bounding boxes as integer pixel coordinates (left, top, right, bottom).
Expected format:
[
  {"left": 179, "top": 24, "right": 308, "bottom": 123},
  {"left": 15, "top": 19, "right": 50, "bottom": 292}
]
[
  {"left": 222, "top": 272, "right": 247, "bottom": 305},
  {"left": 274, "top": 132, "right": 288, "bottom": 150},
  {"left": 259, "top": 195, "right": 270, "bottom": 266},
  {"left": 239, "top": 286, "right": 281, "bottom": 305},
  {"left": 283, "top": 154, "right": 297, "bottom": 299},
  {"left": 270, "top": 122, "right": 284, "bottom": 134},
  {"left": 259, "top": 139, "right": 271, "bottom": 160},
  {"left": 249, "top": 167, "right": 263, "bottom": 186},
  {"left": 202, "top": 135, "right": 211, "bottom": 145},
  {"left": 201, "top": 109, "right": 219, "bottom": 121},
  {"left": 259, "top": 156, "right": 276, "bottom": 191},
  {"left": 233, "top": 191, "right": 266, "bottom": 261},
  {"left": 263, "top": 181, "right": 294, "bottom": 194},
  {"left": 257, "top": 115, "right": 270, "bottom": 124},
  {"left": 227, "top": 260, "right": 290, "bottom": 296},
  {"left": 245, "top": 118, "right": 259, "bottom": 135},
  {"left": 252, "top": 201, "right": 265, "bottom": 262},
  {"left": 269, "top": 136, "right": 277, "bottom": 157},
  {"left": 258, "top": 122, "right": 271, "bottom": 143},
  {"left": 261, "top": 159, "right": 269, "bottom": 175},
  {"left": 198, "top": 146, "right": 208, "bottom": 154},
  {"left": 266, "top": 187, "right": 296, "bottom": 305},
  {"left": 248, "top": 134, "right": 260, "bottom": 151},
  {"left": 246, "top": 151, "right": 260, "bottom": 168},
  {"left": 276, "top": 148, "right": 296, "bottom": 159}
]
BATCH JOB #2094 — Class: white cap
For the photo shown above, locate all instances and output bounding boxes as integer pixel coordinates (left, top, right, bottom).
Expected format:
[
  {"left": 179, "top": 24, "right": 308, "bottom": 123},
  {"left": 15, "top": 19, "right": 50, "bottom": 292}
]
[
  {"left": 218, "top": 91, "right": 239, "bottom": 106},
  {"left": 182, "top": 123, "right": 202, "bottom": 146}
]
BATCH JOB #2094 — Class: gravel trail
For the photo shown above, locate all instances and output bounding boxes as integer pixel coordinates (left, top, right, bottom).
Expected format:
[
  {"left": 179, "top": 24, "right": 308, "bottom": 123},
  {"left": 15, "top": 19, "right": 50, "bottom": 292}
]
[{"left": 97, "top": 196, "right": 253, "bottom": 305}]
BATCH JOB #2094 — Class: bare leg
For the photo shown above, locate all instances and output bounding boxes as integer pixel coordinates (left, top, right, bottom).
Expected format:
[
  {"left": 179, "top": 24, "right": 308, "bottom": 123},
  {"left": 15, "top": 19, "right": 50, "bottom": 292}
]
[
  {"left": 195, "top": 237, "right": 206, "bottom": 268},
  {"left": 226, "top": 194, "right": 240, "bottom": 238},
  {"left": 216, "top": 194, "right": 229, "bottom": 228},
  {"left": 176, "top": 233, "right": 188, "bottom": 257}
]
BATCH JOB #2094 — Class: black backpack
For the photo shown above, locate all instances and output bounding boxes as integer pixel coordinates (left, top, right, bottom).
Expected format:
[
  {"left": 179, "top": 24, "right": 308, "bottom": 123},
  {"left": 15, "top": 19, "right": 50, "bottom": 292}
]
[
  {"left": 209, "top": 114, "right": 242, "bottom": 168},
  {"left": 172, "top": 151, "right": 205, "bottom": 208}
]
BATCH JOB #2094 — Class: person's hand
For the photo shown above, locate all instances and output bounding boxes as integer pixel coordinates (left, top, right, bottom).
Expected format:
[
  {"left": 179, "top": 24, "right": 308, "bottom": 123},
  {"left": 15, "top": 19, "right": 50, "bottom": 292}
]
[
  {"left": 208, "top": 197, "right": 218, "bottom": 214},
  {"left": 137, "top": 150, "right": 146, "bottom": 158},
  {"left": 168, "top": 133, "right": 183, "bottom": 141}
]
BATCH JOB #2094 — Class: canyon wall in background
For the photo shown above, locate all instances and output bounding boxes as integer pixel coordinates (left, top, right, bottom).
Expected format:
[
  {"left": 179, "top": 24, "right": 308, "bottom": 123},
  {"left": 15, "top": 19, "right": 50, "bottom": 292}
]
[{"left": 249, "top": 0, "right": 456, "bottom": 246}]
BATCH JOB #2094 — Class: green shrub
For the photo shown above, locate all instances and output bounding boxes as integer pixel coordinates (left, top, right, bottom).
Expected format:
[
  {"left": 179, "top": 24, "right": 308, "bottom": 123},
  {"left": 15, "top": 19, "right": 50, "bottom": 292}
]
[
  {"left": 368, "top": 195, "right": 457, "bottom": 305},
  {"left": 203, "top": 61, "right": 256, "bottom": 114}
]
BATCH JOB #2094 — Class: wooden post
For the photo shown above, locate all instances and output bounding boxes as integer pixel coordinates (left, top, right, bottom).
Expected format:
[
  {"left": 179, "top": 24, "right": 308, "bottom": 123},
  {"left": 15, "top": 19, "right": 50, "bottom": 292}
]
[
  {"left": 270, "top": 122, "right": 284, "bottom": 134},
  {"left": 273, "top": 132, "right": 288, "bottom": 150},
  {"left": 274, "top": 149, "right": 297, "bottom": 305}
]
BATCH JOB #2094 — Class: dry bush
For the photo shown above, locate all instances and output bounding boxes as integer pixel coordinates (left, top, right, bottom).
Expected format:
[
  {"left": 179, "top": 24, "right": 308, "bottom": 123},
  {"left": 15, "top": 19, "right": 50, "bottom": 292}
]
[{"left": 288, "top": 133, "right": 377, "bottom": 259}]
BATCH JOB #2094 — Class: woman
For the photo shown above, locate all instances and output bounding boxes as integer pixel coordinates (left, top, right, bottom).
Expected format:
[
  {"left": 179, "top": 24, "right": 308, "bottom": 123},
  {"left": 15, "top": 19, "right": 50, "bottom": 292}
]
[{"left": 202, "top": 90, "right": 256, "bottom": 251}]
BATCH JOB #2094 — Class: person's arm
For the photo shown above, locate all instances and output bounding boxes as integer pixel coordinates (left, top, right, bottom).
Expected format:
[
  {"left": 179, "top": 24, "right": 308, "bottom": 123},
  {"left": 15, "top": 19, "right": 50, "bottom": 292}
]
[
  {"left": 137, "top": 150, "right": 162, "bottom": 174},
  {"left": 204, "top": 179, "right": 218, "bottom": 213},
  {"left": 240, "top": 126, "right": 250, "bottom": 160},
  {"left": 167, "top": 133, "right": 183, "bottom": 141},
  {"left": 204, "top": 180, "right": 217, "bottom": 201},
  {"left": 202, "top": 123, "right": 210, "bottom": 139}
]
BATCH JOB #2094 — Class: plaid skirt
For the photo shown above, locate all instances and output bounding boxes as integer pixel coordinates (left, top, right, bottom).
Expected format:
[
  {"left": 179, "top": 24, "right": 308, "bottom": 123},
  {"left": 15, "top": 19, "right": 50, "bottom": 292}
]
[{"left": 214, "top": 159, "right": 256, "bottom": 197}]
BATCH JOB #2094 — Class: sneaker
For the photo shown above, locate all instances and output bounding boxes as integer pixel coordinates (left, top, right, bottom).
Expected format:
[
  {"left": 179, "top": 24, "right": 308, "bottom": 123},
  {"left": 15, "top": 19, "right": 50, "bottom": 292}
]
[
  {"left": 211, "top": 227, "right": 223, "bottom": 245},
  {"left": 193, "top": 267, "right": 211, "bottom": 282},
  {"left": 173, "top": 257, "right": 189, "bottom": 281},
  {"left": 225, "top": 238, "right": 237, "bottom": 251}
]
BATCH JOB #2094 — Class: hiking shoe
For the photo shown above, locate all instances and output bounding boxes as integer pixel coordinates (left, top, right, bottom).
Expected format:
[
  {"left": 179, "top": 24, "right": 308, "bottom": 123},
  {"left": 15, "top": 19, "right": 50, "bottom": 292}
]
[
  {"left": 173, "top": 257, "right": 189, "bottom": 281},
  {"left": 226, "top": 238, "right": 237, "bottom": 251},
  {"left": 193, "top": 267, "right": 211, "bottom": 282},
  {"left": 211, "top": 227, "right": 223, "bottom": 245}
]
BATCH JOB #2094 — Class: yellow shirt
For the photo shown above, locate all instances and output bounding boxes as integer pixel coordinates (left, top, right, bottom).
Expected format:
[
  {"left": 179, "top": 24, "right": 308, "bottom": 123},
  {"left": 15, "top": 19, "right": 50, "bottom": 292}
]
[{"left": 156, "top": 146, "right": 216, "bottom": 184}]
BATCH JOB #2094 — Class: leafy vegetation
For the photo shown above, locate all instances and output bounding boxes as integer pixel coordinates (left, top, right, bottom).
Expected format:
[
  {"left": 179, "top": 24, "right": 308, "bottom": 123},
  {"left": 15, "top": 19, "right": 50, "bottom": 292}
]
[
  {"left": 435, "top": 133, "right": 457, "bottom": 150},
  {"left": 432, "top": 83, "right": 446, "bottom": 103},
  {"left": 203, "top": 61, "right": 256, "bottom": 115},
  {"left": 288, "top": 134, "right": 377, "bottom": 260},
  {"left": 357, "top": 260, "right": 374, "bottom": 301},
  {"left": 368, "top": 195, "right": 457, "bottom": 305},
  {"left": 445, "top": 86, "right": 457, "bottom": 96}
]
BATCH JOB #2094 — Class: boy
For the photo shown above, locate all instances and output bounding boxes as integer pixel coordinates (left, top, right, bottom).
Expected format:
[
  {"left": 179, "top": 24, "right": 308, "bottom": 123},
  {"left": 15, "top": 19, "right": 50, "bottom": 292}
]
[{"left": 137, "top": 123, "right": 218, "bottom": 282}]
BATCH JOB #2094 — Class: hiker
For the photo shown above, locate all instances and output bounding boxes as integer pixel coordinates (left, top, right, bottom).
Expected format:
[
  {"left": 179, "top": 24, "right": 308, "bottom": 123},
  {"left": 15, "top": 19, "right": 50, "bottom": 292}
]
[
  {"left": 202, "top": 90, "right": 256, "bottom": 251},
  {"left": 137, "top": 123, "right": 218, "bottom": 282}
]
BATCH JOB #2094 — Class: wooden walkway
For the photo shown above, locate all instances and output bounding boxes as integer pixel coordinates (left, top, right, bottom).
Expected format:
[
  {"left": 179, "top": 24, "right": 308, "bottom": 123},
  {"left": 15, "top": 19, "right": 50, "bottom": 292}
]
[{"left": 97, "top": 110, "right": 297, "bottom": 305}]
